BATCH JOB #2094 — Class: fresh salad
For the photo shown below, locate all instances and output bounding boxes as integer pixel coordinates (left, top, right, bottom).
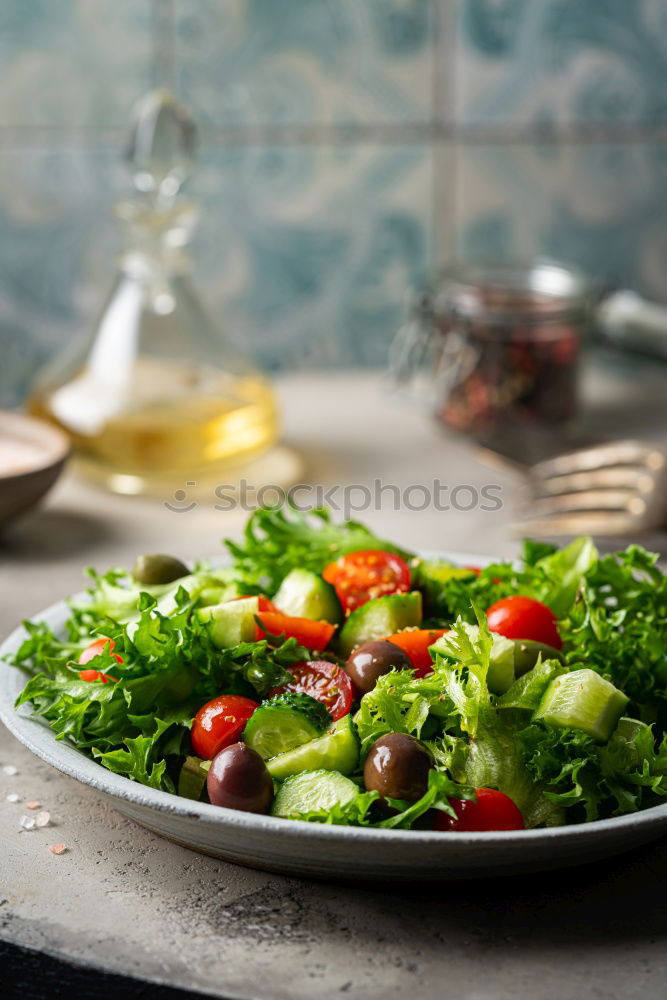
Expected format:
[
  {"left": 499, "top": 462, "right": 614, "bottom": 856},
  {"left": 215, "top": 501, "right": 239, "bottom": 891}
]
[{"left": 8, "top": 506, "right": 667, "bottom": 832}]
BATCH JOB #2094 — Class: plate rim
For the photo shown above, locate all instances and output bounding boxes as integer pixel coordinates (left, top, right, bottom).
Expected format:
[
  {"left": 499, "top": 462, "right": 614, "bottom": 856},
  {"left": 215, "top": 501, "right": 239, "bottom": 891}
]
[{"left": 3, "top": 556, "right": 667, "bottom": 849}]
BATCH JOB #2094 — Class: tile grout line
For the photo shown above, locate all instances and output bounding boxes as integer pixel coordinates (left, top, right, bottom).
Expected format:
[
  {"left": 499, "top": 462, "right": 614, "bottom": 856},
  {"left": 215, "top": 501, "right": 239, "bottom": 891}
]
[
  {"left": 434, "top": 0, "right": 458, "bottom": 269},
  {"left": 0, "top": 122, "right": 666, "bottom": 149},
  {"left": 429, "top": 0, "right": 440, "bottom": 276},
  {"left": 150, "top": 0, "right": 177, "bottom": 92},
  {"left": 449, "top": 0, "right": 460, "bottom": 265}
]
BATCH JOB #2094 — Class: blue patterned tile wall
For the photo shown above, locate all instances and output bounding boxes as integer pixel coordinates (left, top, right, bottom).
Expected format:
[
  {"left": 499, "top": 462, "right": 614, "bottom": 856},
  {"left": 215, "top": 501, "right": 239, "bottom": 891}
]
[
  {"left": 456, "top": 0, "right": 667, "bottom": 129},
  {"left": 452, "top": 0, "right": 667, "bottom": 305},
  {"left": 176, "top": 0, "right": 435, "bottom": 127},
  {"left": 456, "top": 143, "right": 667, "bottom": 299},
  {"left": 0, "top": 2, "right": 151, "bottom": 127},
  {"left": 2, "top": 0, "right": 667, "bottom": 406},
  {"left": 193, "top": 143, "right": 432, "bottom": 371}
]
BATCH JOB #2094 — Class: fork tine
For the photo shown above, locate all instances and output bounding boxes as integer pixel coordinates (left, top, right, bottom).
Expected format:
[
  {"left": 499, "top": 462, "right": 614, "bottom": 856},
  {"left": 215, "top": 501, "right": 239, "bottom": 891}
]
[
  {"left": 512, "top": 511, "right": 643, "bottom": 537},
  {"left": 526, "top": 489, "right": 644, "bottom": 516},
  {"left": 532, "top": 441, "right": 665, "bottom": 479},
  {"left": 529, "top": 467, "right": 657, "bottom": 496}
]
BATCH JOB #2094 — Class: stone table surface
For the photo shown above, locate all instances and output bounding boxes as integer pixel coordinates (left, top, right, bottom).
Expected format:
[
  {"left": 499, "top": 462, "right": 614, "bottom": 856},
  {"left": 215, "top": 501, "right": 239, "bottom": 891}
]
[{"left": 3, "top": 361, "right": 667, "bottom": 999}]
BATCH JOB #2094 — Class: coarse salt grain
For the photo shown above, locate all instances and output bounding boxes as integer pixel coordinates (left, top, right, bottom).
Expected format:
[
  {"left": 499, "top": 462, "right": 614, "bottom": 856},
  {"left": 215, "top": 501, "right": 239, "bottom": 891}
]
[
  {"left": 49, "top": 843, "right": 67, "bottom": 855},
  {"left": 25, "top": 801, "right": 41, "bottom": 810},
  {"left": 35, "top": 810, "right": 50, "bottom": 828},
  {"left": 3, "top": 765, "right": 18, "bottom": 776},
  {"left": 20, "top": 816, "right": 35, "bottom": 831},
  {"left": 6, "top": 793, "right": 19, "bottom": 803}
]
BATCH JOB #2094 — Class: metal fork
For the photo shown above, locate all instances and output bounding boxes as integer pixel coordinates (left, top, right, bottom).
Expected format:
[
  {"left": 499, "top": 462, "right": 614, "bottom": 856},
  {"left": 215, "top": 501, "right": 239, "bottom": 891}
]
[{"left": 486, "top": 440, "right": 667, "bottom": 536}]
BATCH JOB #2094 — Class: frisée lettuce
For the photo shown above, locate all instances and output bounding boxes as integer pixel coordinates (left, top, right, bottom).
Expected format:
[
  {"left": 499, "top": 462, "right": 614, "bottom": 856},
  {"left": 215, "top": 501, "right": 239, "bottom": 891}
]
[{"left": 6, "top": 505, "right": 667, "bottom": 832}]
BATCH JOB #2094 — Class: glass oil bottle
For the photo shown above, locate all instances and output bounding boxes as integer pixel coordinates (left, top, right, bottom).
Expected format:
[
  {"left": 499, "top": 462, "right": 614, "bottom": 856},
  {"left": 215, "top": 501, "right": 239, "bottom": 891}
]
[{"left": 29, "top": 90, "right": 279, "bottom": 495}]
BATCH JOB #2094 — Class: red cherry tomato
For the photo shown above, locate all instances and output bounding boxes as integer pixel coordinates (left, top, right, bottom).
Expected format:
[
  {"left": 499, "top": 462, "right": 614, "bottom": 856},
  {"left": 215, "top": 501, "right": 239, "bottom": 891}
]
[
  {"left": 269, "top": 660, "right": 353, "bottom": 721},
  {"left": 382, "top": 629, "right": 449, "bottom": 677},
  {"left": 256, "top": 612, "right": 335, "bottom": 651},
  {"left": 191, "top": 694, "right": 259, "bottom": 760},
  {"left": 486, "top": 596, "right": 562, "bottom": 650},
  {"left": 78, "top": 668, "right": 118, "bottom": 684},
  {"left": 435, "top": 788, "right": 525, "bottom": 832},
  {"left": 323, "top": 549, "right": 411, "bottom": 615},
  {"left": 78, "top": 636, "right": 123, "bottom": 666}
]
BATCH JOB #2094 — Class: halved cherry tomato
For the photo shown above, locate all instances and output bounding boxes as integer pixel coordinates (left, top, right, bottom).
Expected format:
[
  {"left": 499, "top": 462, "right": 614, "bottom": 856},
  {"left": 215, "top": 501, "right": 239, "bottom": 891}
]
[
  {"left": 78, "top": 668, "right": 118, "bottom": 684},
  {"left": 486, "top": 596, "right": 562, "bottom": 650},
  {"left": 435, "top": 788, "right": 525, "bottom": 832},
  {"left": 382, "top": 628, "right": 449, "bottom": 677},
  {"left": 323, "top": 549, "right": 411, "bottom": 615},
  {"left": 191, "top": 694, "right": 259, "bottom": 760},
  {"left": 256, "top": 612, "right": 335, "bottom": 651},
  {"left": 78, "top": 637, "right": 123, "bottom": 666},
  {"left": 232, "top": 594, "right": 278, "bottom": 613},
  {"left": 269, "top": 660, "right": 353, "bottom": 721}
]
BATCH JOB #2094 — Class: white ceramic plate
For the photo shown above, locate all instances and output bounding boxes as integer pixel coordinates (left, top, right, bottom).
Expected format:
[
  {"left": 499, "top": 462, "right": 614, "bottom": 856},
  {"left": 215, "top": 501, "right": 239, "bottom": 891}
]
[{"left": 3, "top": 575, "right": 667, "bottom": 881}]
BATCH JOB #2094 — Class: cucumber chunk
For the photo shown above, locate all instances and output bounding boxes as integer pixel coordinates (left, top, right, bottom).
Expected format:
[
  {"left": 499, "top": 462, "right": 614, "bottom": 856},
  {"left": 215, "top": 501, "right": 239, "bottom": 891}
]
[
  {"left": 512, "top": 639, "right": 565, "bottom": 677},
  {"left": 198, "top": 580, "right": 246, "bottom": 608},
  {"left": 267, "top": 714, "right": 359, "bottom": 780},
  {"left": 243, "top": 693, "right": 331, "bottom": 760},
  {"left": 534, "top": 669, "right": 629, "bottom": 742},
  {"left": 198, "top": 595, "right": 259, "bottom": 648},
  {"left": 177, "top": 755, "right": 209, "bottom": 801},
  {"left": 273, "top": 569, "right": 342, "bottom": 624},
  {"left": 496, "top": 659, "right": 565, "bottom": 712},
  {"left": 271, "top": 769, "right": 359, "bottom": 818},
  {"left": 339, "top": 592, "right": 422, "bottom": 658},
  {"left": 413, "top": 560, "right": 477, "bottom": 615},
  {"left": 431, "top": 625, "right": 516, "bottom": 695}
]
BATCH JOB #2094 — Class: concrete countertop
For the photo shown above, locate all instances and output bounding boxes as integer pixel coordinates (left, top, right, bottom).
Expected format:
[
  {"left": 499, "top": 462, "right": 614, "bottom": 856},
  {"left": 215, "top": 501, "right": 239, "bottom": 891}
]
[{"left": 2, "top": 362, "right": 667, "bottom": 999}]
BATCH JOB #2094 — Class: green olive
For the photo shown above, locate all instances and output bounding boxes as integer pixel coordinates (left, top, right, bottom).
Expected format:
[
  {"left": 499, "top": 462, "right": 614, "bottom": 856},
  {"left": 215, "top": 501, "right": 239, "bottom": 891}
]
[
  {"left": 161, "top": 665, "right": 198, "bottom": 705},
  {"left": 513, "top": 639, "right": 565, "bottom": 677},
  {"left": 132, "top": 553, "right": 189, "bottom": 586}
]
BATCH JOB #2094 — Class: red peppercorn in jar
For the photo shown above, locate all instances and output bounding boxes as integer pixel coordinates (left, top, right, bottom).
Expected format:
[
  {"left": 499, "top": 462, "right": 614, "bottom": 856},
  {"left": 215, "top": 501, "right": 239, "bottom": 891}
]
[{"left": 391, "top": 259, "right": 591, "bottom": 461}]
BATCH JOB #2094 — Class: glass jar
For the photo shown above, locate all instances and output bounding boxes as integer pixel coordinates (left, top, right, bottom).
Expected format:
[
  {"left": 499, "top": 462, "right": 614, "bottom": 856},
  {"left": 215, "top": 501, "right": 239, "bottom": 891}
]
[{"left": 390, "top": 259, "right": 593, "bottom": 461}]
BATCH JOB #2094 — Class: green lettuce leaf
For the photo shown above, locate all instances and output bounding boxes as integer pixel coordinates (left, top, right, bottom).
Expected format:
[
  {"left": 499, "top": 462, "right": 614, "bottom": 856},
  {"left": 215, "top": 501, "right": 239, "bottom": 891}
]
[
  {"left": 422, "top": 536, "right": 596, "bottom": 625},
  {"left": 431, "top": 615, "right": 565, "bottom": 827},
  {"left": 92, "top": 711, "right": 193, "bottom": 792},
  {"left": 284, "top": 771, "right": 473, "bottom": 830},
  {"left": 496, "top": 659, "right": 566, "bottom": 713},
  {"left": 226, "top": 506, "right": 410, "bottom": 593},
  {"left": 520, "top": 718, "right": 667, "bottom": 821},
  {"left": 11, "top": 582, "right": 309, "bottom": 792},
  {"left": 354, "top": 669, "right": 453, "bottom": 754},
  {"left": 561, "top": 545, "right": 667, "bottom": 718}
]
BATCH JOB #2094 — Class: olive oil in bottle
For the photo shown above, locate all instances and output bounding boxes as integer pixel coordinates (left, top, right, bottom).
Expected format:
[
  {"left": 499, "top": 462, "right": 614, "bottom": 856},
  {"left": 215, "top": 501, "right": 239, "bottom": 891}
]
[{"left": 29, "top": 89, "right": 280, "bottom": 495}]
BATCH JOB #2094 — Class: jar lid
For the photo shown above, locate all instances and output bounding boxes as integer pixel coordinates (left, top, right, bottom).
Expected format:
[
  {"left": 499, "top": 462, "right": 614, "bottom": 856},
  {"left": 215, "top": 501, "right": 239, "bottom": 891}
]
[{"left": 433, "top": 258, "right": 592, "bottom": 324}]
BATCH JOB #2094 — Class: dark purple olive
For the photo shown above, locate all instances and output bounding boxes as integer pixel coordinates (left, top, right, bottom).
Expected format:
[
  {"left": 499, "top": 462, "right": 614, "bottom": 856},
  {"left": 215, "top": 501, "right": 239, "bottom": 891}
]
[
  {"left": 206, "top": 742, "right": 274, "bottom": 814},
  {"left": 345, "top": 639, "right": 413, "bottom": 694},
  {"left": 363, "top": 733, "right": 432, "bottom": 801}
]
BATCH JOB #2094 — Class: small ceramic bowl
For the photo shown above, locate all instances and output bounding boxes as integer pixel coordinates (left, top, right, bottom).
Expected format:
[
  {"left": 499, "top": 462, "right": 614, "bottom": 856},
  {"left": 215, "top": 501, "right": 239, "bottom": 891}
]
[{"left": 0, "top": 412, "right": 70, "bottom": 525}]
